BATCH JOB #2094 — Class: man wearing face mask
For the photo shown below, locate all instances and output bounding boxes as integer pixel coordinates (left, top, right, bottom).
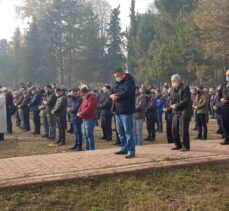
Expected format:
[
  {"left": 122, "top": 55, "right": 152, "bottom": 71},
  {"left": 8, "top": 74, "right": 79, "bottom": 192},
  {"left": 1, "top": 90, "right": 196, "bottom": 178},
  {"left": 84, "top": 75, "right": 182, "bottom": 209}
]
[
  {"left": 170, "top": 74, "right": 192, "bottom": 151},
  {"left": 111, "top": 68, "right": 136, "bottom": 159},
  {"left": 218, "top": 70, "right": 229, "bottom": 145}
]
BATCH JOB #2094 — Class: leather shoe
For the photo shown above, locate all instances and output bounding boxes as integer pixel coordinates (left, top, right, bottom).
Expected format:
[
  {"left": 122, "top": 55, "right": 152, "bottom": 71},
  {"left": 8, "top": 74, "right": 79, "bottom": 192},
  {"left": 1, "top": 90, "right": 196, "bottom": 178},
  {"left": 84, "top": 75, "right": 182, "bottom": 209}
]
[
  {"left": 113, "top": 142, "right": 121, "bottom": 145},
  {"left": 171, "top": 146, "right": 182, "bottom": 150},
  {"left": 69, "top": 146, "right": 76, "bottom": 150},
  {"left": 220, "top": 141, "right": 229, "bottom": 145},
  {"left": 114, "top": 151, "right": 127, "bottom": 155}
]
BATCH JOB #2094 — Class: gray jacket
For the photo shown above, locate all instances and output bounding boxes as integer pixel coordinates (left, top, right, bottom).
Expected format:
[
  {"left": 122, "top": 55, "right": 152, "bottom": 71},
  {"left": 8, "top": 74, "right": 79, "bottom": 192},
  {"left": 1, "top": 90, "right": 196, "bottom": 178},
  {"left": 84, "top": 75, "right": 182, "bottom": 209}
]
[{"left": 134, "top": 94, "right": 146, "bottom": 119}]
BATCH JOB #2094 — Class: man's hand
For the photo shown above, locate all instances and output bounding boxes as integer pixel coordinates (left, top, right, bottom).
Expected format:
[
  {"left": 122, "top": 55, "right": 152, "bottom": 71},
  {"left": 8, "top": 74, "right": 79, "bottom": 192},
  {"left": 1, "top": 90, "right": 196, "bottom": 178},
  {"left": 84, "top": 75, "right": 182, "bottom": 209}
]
[
  {"left": 67, "top": 107, "right": 71, "bottom": 113},
  {"left": 163, "top": 108, "right": 169, "bottom": 112},
  {"left": 77, "top": 112, "right": 82, "bottom": 117},
  {"left": 213, "top": 106, "right": 217, "bottom": 110},
  {"left": 221, "top": 98, "right": 228, "bottom": 104},
  {"left": 110, "top": 94, "right": 120, "bottom": 102},
  {"left": 192, "top": 105, "right": 197, "bottom": 110},
  {"left": 171, "top": 104, "right": 177, "bottom": 110}
]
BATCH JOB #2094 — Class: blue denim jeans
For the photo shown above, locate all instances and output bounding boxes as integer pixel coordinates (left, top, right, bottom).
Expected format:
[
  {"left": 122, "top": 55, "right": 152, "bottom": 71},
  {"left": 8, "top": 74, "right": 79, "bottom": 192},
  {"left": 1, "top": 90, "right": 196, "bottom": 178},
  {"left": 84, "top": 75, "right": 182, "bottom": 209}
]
[
  {"left": 73, "top": 123, "right": 83, "bottom": 149},
  {"left": 115, "top": 114, "right": 135, "bottom": 155},
  {"left": 83, "top": 120, "right": 96, "bottom": 150},
  {"left": 133, "top": 118, "right": 144, "bottom": 145}
]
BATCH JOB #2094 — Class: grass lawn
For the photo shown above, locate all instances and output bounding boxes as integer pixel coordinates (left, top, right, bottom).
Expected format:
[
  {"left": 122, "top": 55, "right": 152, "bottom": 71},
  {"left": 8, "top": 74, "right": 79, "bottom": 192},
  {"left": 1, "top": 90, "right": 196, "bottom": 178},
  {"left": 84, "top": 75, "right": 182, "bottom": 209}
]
[{"left": 0, "top": 162, "right": 229, "bottom": 211}]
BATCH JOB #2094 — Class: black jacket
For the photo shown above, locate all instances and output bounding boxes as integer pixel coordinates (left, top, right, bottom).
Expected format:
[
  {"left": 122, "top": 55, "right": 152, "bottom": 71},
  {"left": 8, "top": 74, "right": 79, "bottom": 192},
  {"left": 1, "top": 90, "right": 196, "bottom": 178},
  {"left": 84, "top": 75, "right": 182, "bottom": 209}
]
[
  {"left": 219, "top": 82, "right": 229, "bottom": 107},
  {"left": 172, "top": 83, "right": 192, "bottom": 120},
  {"left": 99, "top": 92, "right": 112, "bottom": 116},
  {"left": 112, "top": 74, "right": 136, "bottom": 115},
  {"left": 45, "top": 92, "right": 57, "bottom": 113},
  {"left": 52, "top": 95, "right": 67, "bottom": 117}
]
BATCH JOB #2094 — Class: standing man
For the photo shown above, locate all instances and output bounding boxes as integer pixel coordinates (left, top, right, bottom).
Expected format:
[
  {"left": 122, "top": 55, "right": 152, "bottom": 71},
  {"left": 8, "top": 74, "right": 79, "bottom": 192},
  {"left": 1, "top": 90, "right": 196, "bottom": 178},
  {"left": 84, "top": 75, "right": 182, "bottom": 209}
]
[
  {"left": 77, "top": 87, "right": 98, "bottom": 151},
  {"left": 28, "top": 87, "right": 42, "bottom": 135},
  {"left": 193, "top": 86, "right": 208, "bottom": 140},
  {"left": 0, "top": 88, "right": 7, "bottom": 141},
  {"left": 2, "top": 88, "right": 13, "bottom": 134},
  {"left": 68, "top": 88, "right": 83, "bottom": 151},
  {"left": 99, "top": 85, "right": 113, "bottom": 141},
  {"left": 133, "top": 86, "right": 146, "bottom": 145},
  {"left": 52, "top": 88, "right": 67, "bottom": 146},
  {"left": 43, "top": 85, "right": 57, "bottom": 140},
  {"left": 111, "top": 68, "right": 136, "bottom": 159},
  {"left": 163, "top": 88, "right": 174, "bottom": 144},
  {"left": 170, "top": 74, "right": 192, "bottom": 151},
  {"left": 219, "top": 70, "right": 229, "bottom": 145}
]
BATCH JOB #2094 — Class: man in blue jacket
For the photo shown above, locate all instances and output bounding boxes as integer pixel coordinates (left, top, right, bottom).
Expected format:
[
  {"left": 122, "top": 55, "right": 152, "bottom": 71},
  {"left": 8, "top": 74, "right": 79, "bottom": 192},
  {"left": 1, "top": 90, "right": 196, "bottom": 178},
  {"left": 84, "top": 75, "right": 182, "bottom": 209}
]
[
  {"left": 67, "top": 88, "right": 83, "bottom": 151},
  {"left": 28, "top": 87, "right": 42, "bottom": 135},
  {"left": 111, "top": 68, "right": 136, "bottom": 159}
]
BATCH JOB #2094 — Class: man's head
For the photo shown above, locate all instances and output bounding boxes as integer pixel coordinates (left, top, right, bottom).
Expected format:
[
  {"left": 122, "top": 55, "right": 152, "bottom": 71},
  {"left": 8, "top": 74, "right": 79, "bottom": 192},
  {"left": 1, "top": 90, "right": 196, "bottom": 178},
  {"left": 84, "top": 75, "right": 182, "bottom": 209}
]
[
  {"left": 80, "top": 87, "right": 89, "bottom": 98},
  {"left": 44, "top": 85, "right": 52, "bottom": 93},
  {"left": 168, "top": 88, "right": 173, "bottom": 95},
  {"left": 55, "top": 88, "right": 65, "bottom": 97},
  {"left": 226, "top": 70, "right": 229, "bottom": 82},
  {"left": 197, "top": 86, "right": 204, "bottom": 94},
  {"left": 2, "top": 87, "right": 8, "bottom": 94},
  {"left": 31, "top": 87, "right": 37, "bottom": 95},
  {"left": 70, "top": 88, "right": 80, "bottom": 97},
  {"left": 114, "top": 68, "right": 125, "bottom": 82},
  {"left": 171, "top": 74, "right": 181, "bottom": 88}
]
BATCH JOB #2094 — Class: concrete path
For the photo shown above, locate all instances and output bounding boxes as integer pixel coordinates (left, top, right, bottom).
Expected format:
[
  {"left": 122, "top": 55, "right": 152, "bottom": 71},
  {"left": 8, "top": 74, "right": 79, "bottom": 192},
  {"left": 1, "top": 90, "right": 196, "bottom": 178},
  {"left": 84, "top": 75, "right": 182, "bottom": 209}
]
[{"left": 0, "top": 140, "right": 228, "bottom": 188}]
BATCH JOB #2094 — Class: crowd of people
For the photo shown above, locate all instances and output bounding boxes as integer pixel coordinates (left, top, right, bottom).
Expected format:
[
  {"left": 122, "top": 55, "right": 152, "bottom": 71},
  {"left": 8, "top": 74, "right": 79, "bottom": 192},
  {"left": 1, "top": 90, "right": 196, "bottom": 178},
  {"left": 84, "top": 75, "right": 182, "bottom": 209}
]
[{"left": 0, "top": 69, "right": 229, "bottom": 159}]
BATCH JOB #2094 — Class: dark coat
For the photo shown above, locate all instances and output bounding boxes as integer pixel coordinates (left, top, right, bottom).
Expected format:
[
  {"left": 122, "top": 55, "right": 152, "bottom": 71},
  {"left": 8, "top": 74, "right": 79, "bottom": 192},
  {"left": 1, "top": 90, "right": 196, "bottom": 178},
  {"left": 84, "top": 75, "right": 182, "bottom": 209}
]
[
  {"left": 45, "top": 92, "right": 57, "bottom": 113},
  {"left": 20, "top": 94, "right": 31, "bottom": 111},
  {"left": 219, "top": 82, "right": 229, "bottom": 107},
  {"left": 29, "top": 93, "right": 42, "bottom": 112},
  {"left": 70, "top": 96, "right": 83, "bottom": 124},
  {"left": 52, "top": 95, "right": 67, "bottom": 117},
  {"left": 5, "top": 91, "right": 14, "bottom": 113},
  {"left": 99, "top": 92, "right": 112, "bottom": 116},
  {"left": 145, "top": 96, "right": 157, "bottom": 120},
  {"left": 172, "top": 83, "right": 193, "bottom": 120},
  {"left": 112, "top": 74, "right": 136, "bottom": 115}
]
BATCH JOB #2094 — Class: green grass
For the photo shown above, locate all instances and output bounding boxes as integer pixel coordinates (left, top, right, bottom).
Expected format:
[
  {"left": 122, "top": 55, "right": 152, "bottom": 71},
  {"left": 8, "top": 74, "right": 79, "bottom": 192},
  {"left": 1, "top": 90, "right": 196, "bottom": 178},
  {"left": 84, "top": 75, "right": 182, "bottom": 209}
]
[{"left": 1, "top": 162, "right": 229, "bottom": 211}]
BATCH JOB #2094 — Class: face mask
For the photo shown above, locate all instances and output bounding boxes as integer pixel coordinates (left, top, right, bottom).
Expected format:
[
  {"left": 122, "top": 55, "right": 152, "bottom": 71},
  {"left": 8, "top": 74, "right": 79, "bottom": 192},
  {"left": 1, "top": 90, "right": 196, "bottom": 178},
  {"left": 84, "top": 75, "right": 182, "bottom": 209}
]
[
  {"left": 115, "top": 77, "right": 122, "bottom": 82},
  {"left": 172, "top": 83, "right": 178, "bottom": 88},
  {"left": 226, "top": 76, "right": 229, "bottom": 82}
]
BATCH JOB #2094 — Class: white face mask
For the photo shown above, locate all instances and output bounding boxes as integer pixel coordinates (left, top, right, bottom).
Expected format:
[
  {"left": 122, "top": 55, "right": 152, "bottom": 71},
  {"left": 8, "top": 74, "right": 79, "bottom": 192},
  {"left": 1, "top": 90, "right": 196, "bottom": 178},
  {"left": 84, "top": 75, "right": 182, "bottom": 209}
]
[{"left": 115, "top": 77, "right": 122, "bottom": 82}]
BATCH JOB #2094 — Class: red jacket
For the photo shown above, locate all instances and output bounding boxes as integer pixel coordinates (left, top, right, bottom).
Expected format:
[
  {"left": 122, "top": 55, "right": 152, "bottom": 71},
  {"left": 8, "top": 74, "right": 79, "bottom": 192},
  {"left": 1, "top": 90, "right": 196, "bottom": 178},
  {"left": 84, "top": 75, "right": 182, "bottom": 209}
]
[{"left": 79, "top": 93, "right": 98, "bottom": 120}]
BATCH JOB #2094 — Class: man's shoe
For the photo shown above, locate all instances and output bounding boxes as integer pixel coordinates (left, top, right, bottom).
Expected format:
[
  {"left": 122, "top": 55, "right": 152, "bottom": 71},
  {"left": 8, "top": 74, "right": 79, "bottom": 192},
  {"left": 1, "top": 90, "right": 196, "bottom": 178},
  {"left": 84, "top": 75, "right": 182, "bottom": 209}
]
[
  {"left": 180, "top": 147, "right": 190, "bottom": 152},
  {"left": 113, "top": 142, "right": 121, "bottom": 145},
  {"left": 220, "top": 141, "right": 229, "bottom": 145},
  {"left": 192, "top": 128, "right": 197, "bottom": 131},
  {"left": 194, "top": 136, "right": 202, "bottom": 140},
  {"left": 75, "top": 148, "right": 82, "bottom": 151},
  {"left": 56, "top": 141, "right": 61, "bottom": 144},
  {"left": 69, "top": 146, "right": 76, "bottom": 150},
  {"left": 144, "top": 137, "right": 151, "bottom": 141},
  {"left": 171, "top": 146, "right": 182, "bottom": 150},
  {"left": 100, "top": 137, "right": 106, "bottom": 140},
  {"left": 125, "top": 154, "right": 135, "bottom": 159},
  {"left": 114, "top": 151, "right": 127, "bottom": 155},
  {"left": 33, "top": 132, "right": 40, "bottom": 135},
  {"left": 58, "top": 143, "right": 66, "bottom": 146},
  {"left": 41, "top": 135, "right": 48, "bottom": 139},
  {"left": 202, "top": 137, "right": 207, "bottom": 140}
]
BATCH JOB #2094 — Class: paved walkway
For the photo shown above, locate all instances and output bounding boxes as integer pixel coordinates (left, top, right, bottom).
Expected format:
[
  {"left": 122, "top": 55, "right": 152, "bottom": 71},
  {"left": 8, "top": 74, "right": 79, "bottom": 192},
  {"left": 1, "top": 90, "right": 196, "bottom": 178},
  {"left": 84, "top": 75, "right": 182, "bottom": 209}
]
[{"left": 0, "top": 140, "right": 229, "bottom": 188}]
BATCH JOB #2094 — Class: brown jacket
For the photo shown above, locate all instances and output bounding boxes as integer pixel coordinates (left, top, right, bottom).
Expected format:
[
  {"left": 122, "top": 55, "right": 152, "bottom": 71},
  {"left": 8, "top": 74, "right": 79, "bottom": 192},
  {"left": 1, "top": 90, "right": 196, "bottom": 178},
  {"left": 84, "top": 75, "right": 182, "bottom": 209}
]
[{"left": 193, "top": 93, "right": 208, "bottom": 114}]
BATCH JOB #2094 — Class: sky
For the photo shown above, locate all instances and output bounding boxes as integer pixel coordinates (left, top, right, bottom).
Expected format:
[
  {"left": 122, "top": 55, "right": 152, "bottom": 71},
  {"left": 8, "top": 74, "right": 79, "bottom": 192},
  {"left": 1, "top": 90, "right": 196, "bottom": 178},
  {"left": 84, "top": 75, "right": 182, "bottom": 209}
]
[{"left": 0, "top": 0, "right": 154, "bottom": 40}]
